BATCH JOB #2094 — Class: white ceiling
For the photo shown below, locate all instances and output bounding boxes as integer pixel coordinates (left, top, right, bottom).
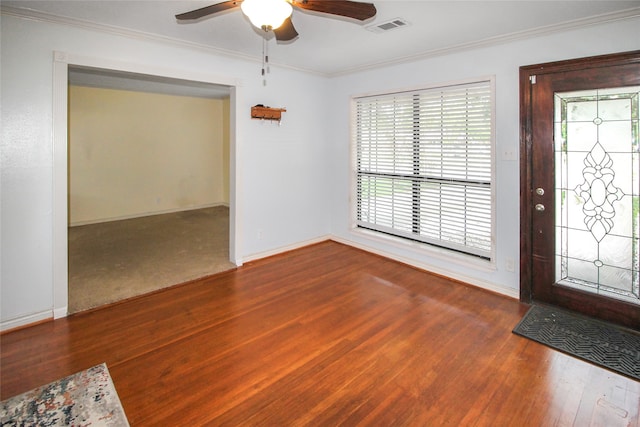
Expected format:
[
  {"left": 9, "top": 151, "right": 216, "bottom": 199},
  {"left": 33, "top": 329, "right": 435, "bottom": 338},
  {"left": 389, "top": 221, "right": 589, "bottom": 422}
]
[
  {"left": 3, "top": 1, "right": 639, "bottom": 97},
  {"left": 4, "top": 1, "right": 640, "bottom": 76}
]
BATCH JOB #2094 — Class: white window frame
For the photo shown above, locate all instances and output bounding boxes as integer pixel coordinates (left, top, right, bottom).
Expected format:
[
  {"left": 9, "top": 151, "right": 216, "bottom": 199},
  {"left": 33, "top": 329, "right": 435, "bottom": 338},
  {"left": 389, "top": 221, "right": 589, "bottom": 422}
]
[{"left": 350, "top": 77, "right": 496, "bottom": 263}]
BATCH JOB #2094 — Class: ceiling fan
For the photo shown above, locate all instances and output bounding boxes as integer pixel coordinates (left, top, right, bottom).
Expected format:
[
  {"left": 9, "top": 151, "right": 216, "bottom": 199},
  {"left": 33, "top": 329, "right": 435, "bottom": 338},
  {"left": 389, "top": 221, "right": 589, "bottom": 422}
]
[{"left": 175, "top": 0, "right": 377, "bottom": 41}]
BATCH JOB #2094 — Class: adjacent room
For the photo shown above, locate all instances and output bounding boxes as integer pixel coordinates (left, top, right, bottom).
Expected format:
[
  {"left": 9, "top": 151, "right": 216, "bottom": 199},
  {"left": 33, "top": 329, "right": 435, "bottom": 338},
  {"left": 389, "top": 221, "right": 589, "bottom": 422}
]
[
  {"left": 2, "top": 0, "right": 639, "bottom": 425},
  {"left": 66, "top": 67, "right": 235, "bottom": 313}
]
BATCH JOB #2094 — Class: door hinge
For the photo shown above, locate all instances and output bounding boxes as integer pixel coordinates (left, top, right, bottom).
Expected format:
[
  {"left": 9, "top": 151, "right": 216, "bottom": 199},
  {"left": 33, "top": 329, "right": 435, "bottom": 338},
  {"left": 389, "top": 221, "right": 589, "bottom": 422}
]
[{"left": 530, "top": 75, "right": 537, "bottom": 84}]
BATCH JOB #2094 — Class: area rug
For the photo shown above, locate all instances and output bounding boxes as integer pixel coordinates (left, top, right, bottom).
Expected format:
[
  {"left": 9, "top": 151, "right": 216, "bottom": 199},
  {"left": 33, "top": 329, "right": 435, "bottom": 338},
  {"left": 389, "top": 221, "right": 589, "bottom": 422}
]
[
  {"left": 513, "top": 305, "right": 640, "bottom": 381},
  {"left": 1, "top": 363, "right": 129, "bottom": 426}
]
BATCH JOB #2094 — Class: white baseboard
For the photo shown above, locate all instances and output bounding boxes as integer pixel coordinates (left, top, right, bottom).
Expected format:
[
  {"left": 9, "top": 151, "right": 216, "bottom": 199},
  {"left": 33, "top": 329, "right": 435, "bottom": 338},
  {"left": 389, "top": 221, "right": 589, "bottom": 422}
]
[
  {"left": 242, "top": 235, "right": 518, "bottom": 299},
  {"left": 69, "top": 202, "right": 229, "bottom": 227},
  {"left": 54, "top": 306, "right": 68, "bottom": 319},
  {"left": 242, "top": 235, "right": 332, "bottom": 264},
  {"left": 1, "top": 310, "right": 53, "bottom": 332},
  {"left": 330, "top": 235, "right": 520, "bottom": 300}
]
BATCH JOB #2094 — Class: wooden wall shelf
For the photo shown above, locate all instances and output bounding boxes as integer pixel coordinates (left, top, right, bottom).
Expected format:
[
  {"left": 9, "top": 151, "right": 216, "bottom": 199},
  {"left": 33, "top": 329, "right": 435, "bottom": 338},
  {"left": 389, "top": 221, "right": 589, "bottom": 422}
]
[{"left": 251, "top": 105, "right": 287, "bottom": 122}]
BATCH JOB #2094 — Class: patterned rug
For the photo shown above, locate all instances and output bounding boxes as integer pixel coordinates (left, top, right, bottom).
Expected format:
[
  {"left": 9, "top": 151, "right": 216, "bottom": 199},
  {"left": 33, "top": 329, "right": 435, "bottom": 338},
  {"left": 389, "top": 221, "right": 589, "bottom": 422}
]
[
  {"left": 1, "top": 363, "right": 129, "bottom": 426},
  {"left": 513, "top": 305, "right": 640, "bottom": 381}
]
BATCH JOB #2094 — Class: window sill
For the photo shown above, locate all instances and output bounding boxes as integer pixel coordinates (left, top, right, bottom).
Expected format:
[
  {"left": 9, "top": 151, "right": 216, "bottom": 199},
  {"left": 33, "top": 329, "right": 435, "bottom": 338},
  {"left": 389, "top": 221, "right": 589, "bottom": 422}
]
[{"left": 351, "top": 227, "right": 497, "bottom": 273}]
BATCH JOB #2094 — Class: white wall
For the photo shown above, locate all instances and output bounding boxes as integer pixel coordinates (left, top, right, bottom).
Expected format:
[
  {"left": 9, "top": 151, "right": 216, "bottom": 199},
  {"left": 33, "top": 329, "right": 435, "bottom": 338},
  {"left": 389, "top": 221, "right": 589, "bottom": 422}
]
[
  {"left": 69, "top": 86, "right": 229, "bottom": 225},
  {"left": 327, "top": 16, "right": 640, "bottom": 297},
  {"left": 0, "top": 13, "right": 330, "bottom": 328}
]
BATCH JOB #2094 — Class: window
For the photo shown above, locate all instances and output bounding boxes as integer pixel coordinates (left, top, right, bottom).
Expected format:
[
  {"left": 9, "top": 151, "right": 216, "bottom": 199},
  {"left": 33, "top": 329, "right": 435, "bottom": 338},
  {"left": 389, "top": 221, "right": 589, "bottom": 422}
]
[{"left": 353, "top": 78, "right": 494, "bottom": 259}]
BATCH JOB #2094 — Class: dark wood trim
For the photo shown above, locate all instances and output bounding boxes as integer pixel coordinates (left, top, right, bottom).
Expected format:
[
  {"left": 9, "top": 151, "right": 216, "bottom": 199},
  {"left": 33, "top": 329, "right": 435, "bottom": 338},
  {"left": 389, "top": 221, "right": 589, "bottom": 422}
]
[
  {"left": 519, "top": 50, "right": 640, "bottom": 305},
  {"left": 519, "top": 50, "right": 640, "bottom": 76}
]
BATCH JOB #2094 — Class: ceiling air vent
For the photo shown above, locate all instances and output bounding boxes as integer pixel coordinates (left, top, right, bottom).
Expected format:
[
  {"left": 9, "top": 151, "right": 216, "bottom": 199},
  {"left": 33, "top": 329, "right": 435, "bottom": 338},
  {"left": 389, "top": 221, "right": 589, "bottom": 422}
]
[{"left": 366, "top": 18, "right": 410, "bottom": 34}]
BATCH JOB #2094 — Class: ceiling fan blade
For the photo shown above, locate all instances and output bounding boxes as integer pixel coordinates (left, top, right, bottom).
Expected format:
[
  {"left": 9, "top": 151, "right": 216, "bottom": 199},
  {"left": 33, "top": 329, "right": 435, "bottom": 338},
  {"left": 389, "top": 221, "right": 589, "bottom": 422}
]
[
  {"left": 274, "top": 17, "right": 299, "bottom": 41},
  {"left": 175, "top": 1, "right": 242, "bottom": 20},
  {"left": 292, "top": 0, "right": 376, "bottom": 21}
]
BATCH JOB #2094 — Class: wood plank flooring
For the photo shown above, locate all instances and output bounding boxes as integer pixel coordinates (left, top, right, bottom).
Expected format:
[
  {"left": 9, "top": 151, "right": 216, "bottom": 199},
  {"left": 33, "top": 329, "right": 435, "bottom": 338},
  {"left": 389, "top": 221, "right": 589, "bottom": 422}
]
[{"left": 2, "top": 241, "right": 639, "bottom": 425}]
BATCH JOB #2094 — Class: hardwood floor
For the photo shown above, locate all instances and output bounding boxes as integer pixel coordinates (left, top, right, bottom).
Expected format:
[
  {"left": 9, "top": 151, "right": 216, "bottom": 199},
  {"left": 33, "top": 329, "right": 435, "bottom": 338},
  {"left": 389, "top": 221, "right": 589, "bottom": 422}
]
[{"left": 2, "top": 241, "right": 639, "bottom": 426}]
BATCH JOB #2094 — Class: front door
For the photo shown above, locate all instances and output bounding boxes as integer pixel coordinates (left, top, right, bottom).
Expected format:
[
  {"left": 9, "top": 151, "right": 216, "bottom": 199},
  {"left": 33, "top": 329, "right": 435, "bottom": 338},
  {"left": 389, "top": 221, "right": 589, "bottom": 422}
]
[{"left": 520, "top": 51, "right": 640, "bottom": 329}]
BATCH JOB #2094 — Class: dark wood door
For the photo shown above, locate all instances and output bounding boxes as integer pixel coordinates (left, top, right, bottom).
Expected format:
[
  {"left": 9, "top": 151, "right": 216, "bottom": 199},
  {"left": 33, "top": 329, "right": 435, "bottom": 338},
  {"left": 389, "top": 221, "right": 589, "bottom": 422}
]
[{"left": 520, "top": 51, "right": 640, "bottom": 329}]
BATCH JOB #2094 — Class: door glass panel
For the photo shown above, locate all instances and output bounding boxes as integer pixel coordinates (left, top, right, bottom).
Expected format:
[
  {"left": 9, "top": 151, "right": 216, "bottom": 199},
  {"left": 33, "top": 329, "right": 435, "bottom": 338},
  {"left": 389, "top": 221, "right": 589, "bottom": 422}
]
[{"left": 555, "top": 86, "right": 640, "bottom": 305}]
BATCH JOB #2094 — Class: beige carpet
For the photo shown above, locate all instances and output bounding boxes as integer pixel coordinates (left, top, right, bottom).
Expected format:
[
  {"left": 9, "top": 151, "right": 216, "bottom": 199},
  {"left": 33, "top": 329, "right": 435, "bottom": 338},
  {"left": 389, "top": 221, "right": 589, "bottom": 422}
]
[{"left": 68, "top": 206, "right": 236, "bottom": 314}]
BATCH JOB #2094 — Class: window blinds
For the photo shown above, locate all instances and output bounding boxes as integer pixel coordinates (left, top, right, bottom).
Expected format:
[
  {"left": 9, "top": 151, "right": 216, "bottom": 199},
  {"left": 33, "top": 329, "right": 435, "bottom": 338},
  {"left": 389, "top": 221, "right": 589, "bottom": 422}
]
[{"left": 354, "top": 80, "right": 493, "bottom": 259}]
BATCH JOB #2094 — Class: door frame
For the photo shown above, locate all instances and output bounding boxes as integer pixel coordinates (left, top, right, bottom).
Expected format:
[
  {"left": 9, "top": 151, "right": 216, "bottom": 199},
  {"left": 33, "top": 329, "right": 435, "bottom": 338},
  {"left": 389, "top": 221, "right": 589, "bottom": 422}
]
[
  {"left": 52, "top": 51, "right": 244, "bottom": 319},
  {"left": 519, "top": 50, "right": 640, "bottom": 304}
]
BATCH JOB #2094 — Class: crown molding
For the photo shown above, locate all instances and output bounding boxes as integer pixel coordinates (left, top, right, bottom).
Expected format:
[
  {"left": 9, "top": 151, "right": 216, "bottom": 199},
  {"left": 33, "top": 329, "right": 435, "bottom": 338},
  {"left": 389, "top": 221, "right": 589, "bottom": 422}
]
[
  {"left": 329, "top": 6, "right": 640, "bottom": 77},
  {"left": 0, "top": 5, "right": 325, "bottom": 77},
  {"left": 2, "top": 5, "right": 639, "bottom": 78}
]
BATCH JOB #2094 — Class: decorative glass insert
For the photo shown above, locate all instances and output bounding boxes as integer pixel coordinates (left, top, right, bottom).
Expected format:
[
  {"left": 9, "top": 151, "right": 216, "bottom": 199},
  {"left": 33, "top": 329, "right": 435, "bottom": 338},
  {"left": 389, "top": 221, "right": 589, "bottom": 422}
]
[{"left": 555, "top": 86, "right": 640, "bottom": 305}]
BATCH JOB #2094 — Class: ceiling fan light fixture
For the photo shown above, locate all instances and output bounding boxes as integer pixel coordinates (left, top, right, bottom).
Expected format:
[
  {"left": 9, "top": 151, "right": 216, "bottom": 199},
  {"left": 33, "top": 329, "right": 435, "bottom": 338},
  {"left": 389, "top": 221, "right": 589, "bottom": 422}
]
[{"left": 241, "top": 0, "right": 293, "bottom": 31}]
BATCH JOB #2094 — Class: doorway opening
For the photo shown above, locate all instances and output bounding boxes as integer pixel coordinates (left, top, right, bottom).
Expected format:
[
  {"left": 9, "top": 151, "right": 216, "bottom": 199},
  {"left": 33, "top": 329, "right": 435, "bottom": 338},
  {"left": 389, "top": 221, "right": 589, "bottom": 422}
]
[
  {"left": 52, "top": 52, "right": 242, "bottom": 318},
  {"left": 67, "top": 66, "right": 235, "bottom": 313}
]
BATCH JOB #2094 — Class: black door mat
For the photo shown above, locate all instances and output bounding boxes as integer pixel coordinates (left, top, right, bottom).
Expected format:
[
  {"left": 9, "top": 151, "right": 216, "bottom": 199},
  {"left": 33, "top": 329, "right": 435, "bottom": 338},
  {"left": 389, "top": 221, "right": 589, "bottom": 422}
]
[{"left": 513, "top": 305, "right": 640, "bottom": 381}]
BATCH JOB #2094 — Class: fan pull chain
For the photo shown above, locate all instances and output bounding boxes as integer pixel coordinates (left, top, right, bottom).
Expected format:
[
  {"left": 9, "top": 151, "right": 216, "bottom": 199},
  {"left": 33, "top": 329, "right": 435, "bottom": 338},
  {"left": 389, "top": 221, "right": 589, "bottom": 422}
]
[{"left": 262, "top": 37, "right": 270, "bottom": 86}]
